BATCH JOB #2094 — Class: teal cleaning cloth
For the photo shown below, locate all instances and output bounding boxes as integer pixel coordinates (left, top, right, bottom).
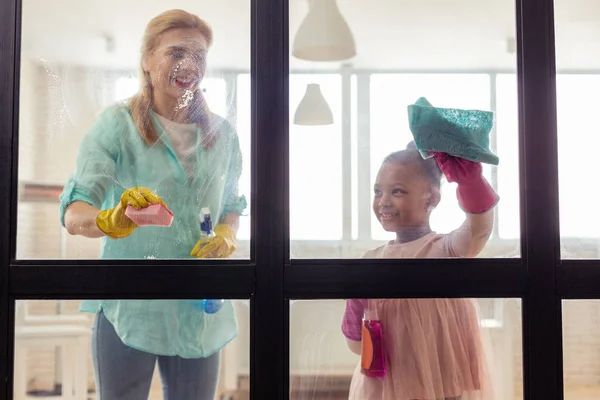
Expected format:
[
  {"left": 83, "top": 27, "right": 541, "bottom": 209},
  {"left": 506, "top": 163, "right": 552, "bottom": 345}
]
[{"left": 407, "top": 97, "right": 499, "bottom": 165}]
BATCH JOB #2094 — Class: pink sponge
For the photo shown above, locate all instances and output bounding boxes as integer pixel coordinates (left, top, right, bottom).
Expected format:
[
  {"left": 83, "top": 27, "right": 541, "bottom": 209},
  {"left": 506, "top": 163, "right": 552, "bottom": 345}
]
[{"left": 125, "top": 204, "right": 174, "bottom": 227}]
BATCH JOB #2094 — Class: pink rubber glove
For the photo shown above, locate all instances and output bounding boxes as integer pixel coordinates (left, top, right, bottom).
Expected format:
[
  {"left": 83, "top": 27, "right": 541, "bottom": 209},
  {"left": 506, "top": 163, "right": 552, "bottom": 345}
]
[{"left": 433, "top": 152, "right": 499, "bottom": 214}]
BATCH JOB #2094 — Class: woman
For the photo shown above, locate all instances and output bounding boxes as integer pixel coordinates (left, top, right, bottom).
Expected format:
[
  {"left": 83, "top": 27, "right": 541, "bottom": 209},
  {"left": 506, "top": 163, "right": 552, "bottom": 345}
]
[{"left": 59, "top": 9, "right": 246, "bottom": 399}]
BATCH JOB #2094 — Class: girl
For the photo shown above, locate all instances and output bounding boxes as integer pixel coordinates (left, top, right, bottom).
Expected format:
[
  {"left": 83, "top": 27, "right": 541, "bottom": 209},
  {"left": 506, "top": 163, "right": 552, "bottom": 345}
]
[{"left": 342, "top": 142, "right": 498, "bottom": 400}]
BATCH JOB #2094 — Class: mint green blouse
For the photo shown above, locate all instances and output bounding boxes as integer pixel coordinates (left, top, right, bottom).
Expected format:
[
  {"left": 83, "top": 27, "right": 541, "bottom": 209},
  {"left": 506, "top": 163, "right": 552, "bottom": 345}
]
[{"left": 59, "top": 104, "right": 247, "bottom": 358}]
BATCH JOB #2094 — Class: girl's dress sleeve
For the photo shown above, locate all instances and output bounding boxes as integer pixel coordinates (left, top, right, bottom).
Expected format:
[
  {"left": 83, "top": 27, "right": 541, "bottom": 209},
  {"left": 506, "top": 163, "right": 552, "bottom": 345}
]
[{"left": 342, "top": 298, "right": 368, "bottom": 341}]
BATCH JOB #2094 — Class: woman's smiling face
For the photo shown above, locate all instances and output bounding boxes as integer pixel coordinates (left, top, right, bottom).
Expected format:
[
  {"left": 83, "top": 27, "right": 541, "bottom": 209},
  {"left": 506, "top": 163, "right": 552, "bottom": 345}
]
[{"left": 144, "top": 28, "right": 209, "bottom": 102}]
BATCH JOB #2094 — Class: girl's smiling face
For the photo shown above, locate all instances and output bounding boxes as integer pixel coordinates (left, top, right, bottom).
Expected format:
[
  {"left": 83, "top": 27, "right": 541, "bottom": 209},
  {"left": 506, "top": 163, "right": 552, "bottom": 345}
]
[{"left": 373, "top": 161, "right": 439, "bottom": 233}]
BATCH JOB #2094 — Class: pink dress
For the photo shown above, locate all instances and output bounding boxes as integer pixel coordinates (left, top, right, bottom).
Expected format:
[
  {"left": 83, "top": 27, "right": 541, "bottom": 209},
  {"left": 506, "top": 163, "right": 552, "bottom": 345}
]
[{"left": 342, "top": 212, "right": 495, "bottom": 400}]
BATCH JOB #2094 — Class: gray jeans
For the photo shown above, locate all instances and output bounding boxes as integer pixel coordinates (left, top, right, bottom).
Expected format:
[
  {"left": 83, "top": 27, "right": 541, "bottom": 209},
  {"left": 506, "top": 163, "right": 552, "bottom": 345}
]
[{"left": 91, "top": 312, "right": 220, "bottom": 400}]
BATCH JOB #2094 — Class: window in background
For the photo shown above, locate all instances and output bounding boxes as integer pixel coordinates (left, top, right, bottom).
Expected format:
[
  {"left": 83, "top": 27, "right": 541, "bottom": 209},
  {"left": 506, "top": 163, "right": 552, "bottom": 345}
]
[
  {"left": 351, "top": 74, "right": 359, "bottom": 240},
  {"left": 201, "top": 77, "right": 228, "bottom": 118},
  {"left": 495, "top": 74, "right": 520, "bottom": 241},
  {"left": 236, "top": 74, "right": 251, "bottom": 241},
  {"left": 115, "top": 76, "right": 139, "bottom": 102},
  {"left": 556, "top": 75, "right": 600, "bottom": 258},
  {"left": 289, "top": 74, "right": 343, "bottom": 241},
  {"left": 369, "top": 74, "right": 496, "bottom": 242},
  {"left": 555, "top": 0, "right": 600, "bottom": 258}
]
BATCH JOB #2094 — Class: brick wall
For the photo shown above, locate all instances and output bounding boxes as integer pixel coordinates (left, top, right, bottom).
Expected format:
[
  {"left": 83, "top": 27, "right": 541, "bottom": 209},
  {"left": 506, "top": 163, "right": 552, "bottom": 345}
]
[{"left": 562, "top": 301, "right": 600, "bottom": 386}]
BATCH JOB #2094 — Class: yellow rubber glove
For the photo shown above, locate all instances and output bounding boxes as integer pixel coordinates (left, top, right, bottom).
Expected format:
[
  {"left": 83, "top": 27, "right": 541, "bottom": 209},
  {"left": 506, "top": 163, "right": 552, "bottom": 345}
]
[
  {"left": 96, "top": 187, "right": 165, "bottom": 239},
  {"left": 190, "top": 223, "right": 237, "bottom": 258}
]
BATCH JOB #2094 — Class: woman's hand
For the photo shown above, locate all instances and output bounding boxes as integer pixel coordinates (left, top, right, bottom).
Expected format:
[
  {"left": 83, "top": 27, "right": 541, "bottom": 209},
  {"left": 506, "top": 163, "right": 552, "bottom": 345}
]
[
  {"left": 191, "top": 223, "right": 237, "bottom": 258},
  {"left": 96, "top": 187, "right": 165, "bottom": 239},
  {"left": 432, "top": 152, "right": 499, "bottom": 214}
]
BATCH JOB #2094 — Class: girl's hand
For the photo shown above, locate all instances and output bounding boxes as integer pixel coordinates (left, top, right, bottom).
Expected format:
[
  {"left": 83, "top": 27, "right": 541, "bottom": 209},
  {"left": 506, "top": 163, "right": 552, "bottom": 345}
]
[
  {"left": 432, "top": 152, "right": 499, "bottom": 214},
  {"left": 432, "top": 152, "right": 482, "bottom": 184}
]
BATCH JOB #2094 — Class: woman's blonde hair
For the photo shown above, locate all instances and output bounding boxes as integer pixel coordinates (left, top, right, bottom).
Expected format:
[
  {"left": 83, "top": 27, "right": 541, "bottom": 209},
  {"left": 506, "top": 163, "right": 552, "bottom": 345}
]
[{"left": 129, "top": 9, "right": 213, "bottom": 145}]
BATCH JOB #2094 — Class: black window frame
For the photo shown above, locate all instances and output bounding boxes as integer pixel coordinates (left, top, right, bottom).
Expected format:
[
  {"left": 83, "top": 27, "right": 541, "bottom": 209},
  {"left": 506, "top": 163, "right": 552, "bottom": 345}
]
[{"left": 1, "top": 0, "right": 594, "bottom": 399}]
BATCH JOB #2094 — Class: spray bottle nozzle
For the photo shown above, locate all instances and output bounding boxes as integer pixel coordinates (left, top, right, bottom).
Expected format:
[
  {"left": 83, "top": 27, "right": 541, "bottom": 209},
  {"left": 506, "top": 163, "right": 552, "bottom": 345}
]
[
  {"left": 363, "top": 308, "right": 379, "bottom": 321},
  {"left": 199, "top": 207, "right": 213, "bottom": 236}
]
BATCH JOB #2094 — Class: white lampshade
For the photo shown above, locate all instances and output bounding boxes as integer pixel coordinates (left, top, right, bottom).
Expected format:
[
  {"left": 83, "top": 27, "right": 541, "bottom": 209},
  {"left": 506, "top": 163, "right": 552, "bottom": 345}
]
[
  {"left": 292, "top": 0, "right": 356, "bottom": 62},
  {"left": 294, "top": 83, "right": 334, "bottom": 126}
]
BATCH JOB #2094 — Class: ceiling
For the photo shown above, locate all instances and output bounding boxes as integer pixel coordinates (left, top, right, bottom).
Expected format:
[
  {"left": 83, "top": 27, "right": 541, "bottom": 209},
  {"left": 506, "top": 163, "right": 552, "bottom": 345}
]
[{"left": 19, "top": 0, "right": 600, "bottom": 71}]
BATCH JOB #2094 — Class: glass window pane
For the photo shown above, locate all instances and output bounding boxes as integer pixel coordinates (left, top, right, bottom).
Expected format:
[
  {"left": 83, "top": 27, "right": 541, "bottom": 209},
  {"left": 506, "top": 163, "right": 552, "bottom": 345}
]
[
  {"left": 562, "top": 300, "right": 600, "bottom": 399},
  {"left": 556, "top": 75, "right": 600, "bottom": 258},
  {"left": 495, "top": 74, "right": 520, "bottom": 243},
  {"left": 369, "top": 74, "right": 494, "bottom": 241},
  {"left": 235, "top": 74, "right": 252, "bottom": 243},
  {"left": 14, "top": 299, "right": 250, "bottom": 399},
  {"left": 555, "top": 2, "right": 600, "bottom": 258},
  {"left": 290, "top": 298, "right": 523, "bottom": 400},
  {"left": 17, "top": 2, "right": 251, "bottom": 260},
  {"left": 289, "top": 0, "right": 518, "bottom": 259},
  {"left": 290, "top": 74, "right": 343, "bottom": 242}
]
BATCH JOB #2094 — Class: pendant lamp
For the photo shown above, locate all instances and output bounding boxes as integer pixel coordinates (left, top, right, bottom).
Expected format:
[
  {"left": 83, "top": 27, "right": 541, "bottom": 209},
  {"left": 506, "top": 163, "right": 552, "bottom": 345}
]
[
  {"left": 292, "top": 0, "right": 356, "bottom": 62},
  {"left": 294, "top": 83, "right": 334, "bottom": 125}
]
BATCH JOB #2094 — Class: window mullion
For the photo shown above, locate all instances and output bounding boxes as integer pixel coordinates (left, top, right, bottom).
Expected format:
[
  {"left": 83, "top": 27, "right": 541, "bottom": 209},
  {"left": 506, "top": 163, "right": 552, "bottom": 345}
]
[
  {"left": 341, "top": 66, "right": 352, "bottom": 241},
  {"left": 0, "top": 0, "right": 17, "bottom": 397},
  {"left": 489, "top": 72, "right": 500, "bottom": 239},
  {"left": 356, "top": 72, "right": 372, "bottom": 241},
  {"left": 517, "top": 0, "right": 563, "bottom": 398},
  {"left": 252, "top": 0, "right": 287, "bottom": 399}
]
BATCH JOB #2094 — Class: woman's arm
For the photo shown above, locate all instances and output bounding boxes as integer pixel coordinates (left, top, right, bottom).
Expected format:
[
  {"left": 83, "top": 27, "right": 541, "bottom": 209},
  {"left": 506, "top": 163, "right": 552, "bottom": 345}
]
[
  {"left": 63, "top": 202, "right": 105, "bottom": 238},
  {"left": 219, "top": 123, "right": 247, "bottom": 231},
  {"left": 59, "top": 106, "right": 122, "bottom": 235},
  {"left": 220, "top": 211, "right": 240, "bottom": 234}
]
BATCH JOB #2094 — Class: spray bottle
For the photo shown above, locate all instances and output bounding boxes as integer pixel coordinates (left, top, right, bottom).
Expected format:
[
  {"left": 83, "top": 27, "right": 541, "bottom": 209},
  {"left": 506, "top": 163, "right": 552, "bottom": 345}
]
[
  {"left": 192, "top": 207, "right": 224, "bottom": 314},
  {"left": 361, "top": 307, "right": 386, "bottom": 378}
]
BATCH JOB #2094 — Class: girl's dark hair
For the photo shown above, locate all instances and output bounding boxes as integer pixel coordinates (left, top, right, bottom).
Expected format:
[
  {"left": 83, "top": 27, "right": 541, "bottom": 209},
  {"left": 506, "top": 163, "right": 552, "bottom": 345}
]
[{"left": 383, "top": 141, "right": 443, "bottom": 189}]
